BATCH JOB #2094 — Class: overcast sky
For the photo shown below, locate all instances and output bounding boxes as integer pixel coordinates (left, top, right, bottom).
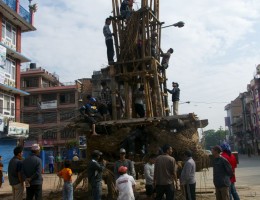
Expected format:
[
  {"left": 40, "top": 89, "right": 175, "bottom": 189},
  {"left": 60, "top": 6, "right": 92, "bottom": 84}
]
[{"left": 20, "top": 0, "right": 260, "bottom": 131}]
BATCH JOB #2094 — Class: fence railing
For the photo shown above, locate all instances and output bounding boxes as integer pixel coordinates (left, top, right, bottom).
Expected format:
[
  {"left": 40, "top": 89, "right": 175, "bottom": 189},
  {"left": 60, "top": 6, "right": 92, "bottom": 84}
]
[{"left": 2, "top": 0, "right": 31, "bottom": 24}]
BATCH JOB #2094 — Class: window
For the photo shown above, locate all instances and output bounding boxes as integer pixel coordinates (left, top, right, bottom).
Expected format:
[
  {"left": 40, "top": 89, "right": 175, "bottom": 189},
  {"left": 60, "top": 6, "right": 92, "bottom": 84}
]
[
  {"left": 59, "top": 93, "right": 75, "bottom": 104},
  {"left": 42, "top": 93, "right": 56, "bottom": 102},
  {"left": 60, "top": 110, "right": 76, "bottom": 121},
  {"left": 24, "top": 78, "right": 39, "bottom": 88},
  {"left": 4, "top": 58, "right": 16, "bottom": 81},
  {"left": 42, "top": 112, "right": 57, "bottom": 123},
  {"left": 42, "top": 130, "right": 57, "bottom": 139},
  {"left": 0, "top": 93, "right": 15, "bottom": 117},
  {"left": 24, "top": 95, "right": 38, "bottom": 107},
  {"left": 61, "top": 128, "right": 76, "bottom": 139},
  {"left": 2, "top": 18, "right": 16, "bottom": 48}
]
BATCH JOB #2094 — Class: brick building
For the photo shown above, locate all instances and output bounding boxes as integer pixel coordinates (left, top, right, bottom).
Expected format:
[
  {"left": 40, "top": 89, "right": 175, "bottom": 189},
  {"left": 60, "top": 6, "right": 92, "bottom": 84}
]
[
  {"left": 0, "top": 0, "right": 36, "bottom": 138},
  {"left": 20, "top": 65, "right": 83, "bottom": 155}
]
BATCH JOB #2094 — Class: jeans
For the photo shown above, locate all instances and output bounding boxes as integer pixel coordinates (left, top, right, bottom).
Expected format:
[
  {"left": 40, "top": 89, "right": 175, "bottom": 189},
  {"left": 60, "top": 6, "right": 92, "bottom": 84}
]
[
  {"left": 135, "top": 103, "right": 145, "bottom": 118},
  {"left": 26, "top": 184, "right": 42, "bottom": 200},
  {"left": 230, "top": 183, "right": 240, "bottom": 200},
  {"left": 49, "top": 164, "right": 54, "bottom": 173},
  {"left": 155, "top": 184, "right": 174, "bottom": 200},
  {"left": 105, "top": 39, "right": 114, "bottom": 63},
  {"left": 63, "top": 182, "right": 73, "bottom": 200},
  {"left": 92, "top": 181, "right": 102, "bottom": 200},
  {"left": 184, "top": 183, "right": 196, "bottom": 200}
]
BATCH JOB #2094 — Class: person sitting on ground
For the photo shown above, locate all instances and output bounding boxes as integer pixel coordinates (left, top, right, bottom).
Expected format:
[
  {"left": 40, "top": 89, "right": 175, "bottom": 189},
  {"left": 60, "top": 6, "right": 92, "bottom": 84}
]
[
  {"left": 116, "top": 166, "right": 136, "bottom": 200},
  {"left": 57, "top": 161, "right": 73, "bottom": 200},
  {"left": 120, "top": 0, "right": 133, "bottom": 20},
  {"left": 79, "top": 96, "right": 100, "bottom": 136},
  {"left": 159, "top": 48, "right": 174, "bottom": 72}
]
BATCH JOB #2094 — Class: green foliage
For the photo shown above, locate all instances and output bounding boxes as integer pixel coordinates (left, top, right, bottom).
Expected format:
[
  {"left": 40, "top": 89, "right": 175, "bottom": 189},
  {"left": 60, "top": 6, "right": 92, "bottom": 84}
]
[{"left": 201, "top": 128, "right": 228, "bottom": 150}]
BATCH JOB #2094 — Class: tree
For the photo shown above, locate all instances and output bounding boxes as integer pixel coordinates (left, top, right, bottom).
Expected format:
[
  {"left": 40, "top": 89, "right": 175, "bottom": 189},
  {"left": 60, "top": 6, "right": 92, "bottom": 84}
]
[{"left": 201, "top": 128, "right": 228, "bottom": 150}]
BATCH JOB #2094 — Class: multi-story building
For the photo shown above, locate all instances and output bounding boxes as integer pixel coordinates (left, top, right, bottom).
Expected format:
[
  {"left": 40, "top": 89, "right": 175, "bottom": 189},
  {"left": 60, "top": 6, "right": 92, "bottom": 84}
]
[
  {"left": 0, "top": 0, "right": 36, "bottom": 138},
  {"left": 224, "top": 96, "right": 243, "bottom": 151},
  {"left": 225, "top": 64, "right": 260, "bottom": 155},
  {"left": 20, "top": 65, "right": 83, "bottom": 155}
]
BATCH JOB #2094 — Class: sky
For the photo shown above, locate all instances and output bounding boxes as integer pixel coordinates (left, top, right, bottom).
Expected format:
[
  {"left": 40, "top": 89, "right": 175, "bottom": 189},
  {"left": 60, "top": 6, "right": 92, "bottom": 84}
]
[{"left": 19, "top": 0, "right": 260, "bottom": 131}]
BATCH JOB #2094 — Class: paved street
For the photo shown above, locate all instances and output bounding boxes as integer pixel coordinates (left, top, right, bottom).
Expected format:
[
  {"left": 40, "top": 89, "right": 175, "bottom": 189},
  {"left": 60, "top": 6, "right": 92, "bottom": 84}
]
[
  {"left": 195, "top": 154, "right": 260, "bottom": 200},
  {"left": 0, "top": 154, "right": 260, "bottom": 199}
]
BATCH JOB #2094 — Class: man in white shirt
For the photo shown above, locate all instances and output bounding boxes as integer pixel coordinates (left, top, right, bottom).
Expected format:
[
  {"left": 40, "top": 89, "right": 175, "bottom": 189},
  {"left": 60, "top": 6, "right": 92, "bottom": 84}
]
[
  {"left": 116, "top": 166, "right": 136, "bottom": 200},
  {"left": 144, "top": 154, "right": 157, "bottom": 199}
]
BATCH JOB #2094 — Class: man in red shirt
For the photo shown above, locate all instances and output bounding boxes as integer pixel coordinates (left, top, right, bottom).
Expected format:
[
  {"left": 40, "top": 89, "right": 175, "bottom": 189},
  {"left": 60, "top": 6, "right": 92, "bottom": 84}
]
[{"left": 221, "top": 143, "right": 240, "bottom": 200}]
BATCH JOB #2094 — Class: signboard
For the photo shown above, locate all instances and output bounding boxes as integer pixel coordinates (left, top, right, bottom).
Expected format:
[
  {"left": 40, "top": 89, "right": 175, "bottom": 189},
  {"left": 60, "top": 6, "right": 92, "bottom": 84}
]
[
  {"left": 8, "top": 122, "right": 29, "bottom": 138},
  {"left": 40, "top": 100, "right": 57, "bottom": 110},
  {"left": 0, "top": 45, "right": 6, "bottom": 67}
]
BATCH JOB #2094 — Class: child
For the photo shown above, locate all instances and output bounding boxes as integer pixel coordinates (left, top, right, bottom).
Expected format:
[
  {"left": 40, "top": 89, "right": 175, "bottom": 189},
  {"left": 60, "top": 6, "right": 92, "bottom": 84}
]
[
  {"left": 58, "top": 161, "right": 73, "bottom": 200},
  {"left": 116, "top": 166, "right": 136, "bottom": 200}
]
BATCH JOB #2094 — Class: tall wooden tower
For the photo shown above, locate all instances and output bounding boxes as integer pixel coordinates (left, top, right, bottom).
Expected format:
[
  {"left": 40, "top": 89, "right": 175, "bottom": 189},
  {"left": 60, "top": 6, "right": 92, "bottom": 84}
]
[{"left": 109, "top": 0, "right": 169, "bottom": 120}]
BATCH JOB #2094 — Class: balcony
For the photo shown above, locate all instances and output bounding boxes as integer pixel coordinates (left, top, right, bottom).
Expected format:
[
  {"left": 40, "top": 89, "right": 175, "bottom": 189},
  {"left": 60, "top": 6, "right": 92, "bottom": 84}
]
[{"left": 0, "top": 0, "right": 35, "bottom": 32}]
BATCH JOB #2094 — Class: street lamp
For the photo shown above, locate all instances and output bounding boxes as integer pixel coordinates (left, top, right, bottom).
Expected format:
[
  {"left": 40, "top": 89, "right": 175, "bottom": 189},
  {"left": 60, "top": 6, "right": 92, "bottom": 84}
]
[{"left": 161, "top": 21, "right": 185, "bottom": 29}]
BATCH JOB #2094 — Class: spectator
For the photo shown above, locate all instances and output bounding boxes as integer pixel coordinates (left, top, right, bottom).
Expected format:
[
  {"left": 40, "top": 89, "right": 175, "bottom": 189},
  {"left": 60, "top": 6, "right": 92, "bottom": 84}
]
[
  {"left": 144, "top": 154, "right": 157, "bottom": 200},
  {"left": 48, "top": 153, "right": 55, "bottom": 174},
  {"left": 221, "top": 143, "right": 240, "bottom": 200},
  {"left": 22, "top": 144, "right": 43, "bottom": 200},
  {"left": 8, "top": 146, "right": 24, "bottom": 200},
  {"left": 180, "top": 150, "right": 196, "bottom": 200},
  {"left": 154, "top": 144, "right": 177, "bottom": 200},
  {"left": 165, "top": 82, "right": 180, "bottom": 115},
  {"left": 114, "top": 148, "right": 135, "bottom": 180},
  {"left": 87, "top": 150, "right": 106, "bottom": 200},
  {"left": 134, "top": 85, "right": 145, "bottom": 118},
  {"left": 57, "top": 161, "right": 73, "bottom": 200},
  {"left": 212, "top": 145, "right": 233, "bottom": 200},
  {"left": 127, "top": 152, "right": 136, "bottom": 179},
  {"left": 116, "top": 166, "right": 136, "bottom": 200},
  {"left": 103, "top": 18, "right": 115, "bottom": 65}
]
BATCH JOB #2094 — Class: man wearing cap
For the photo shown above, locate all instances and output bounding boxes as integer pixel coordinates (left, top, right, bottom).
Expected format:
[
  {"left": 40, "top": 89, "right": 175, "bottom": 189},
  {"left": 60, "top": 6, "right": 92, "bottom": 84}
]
[
  {"left": 87, "top": 150, "right": 106, "bottom": 200},
  {"left": 116, "top": 166, "right": 136, "bottom": 200},
  {"left": 114, "top": 148, "right": 135, "bottom": 180},
  {"left": 180, "top": 150, "right": 196, "bottom": 200},
  {"left": 79, "top": 95, "right": 99, "bottom": 136},
  {"left": 154, "top": 144, "right": 177, "bottom": 200},
  {"left": 165, "top": 82, "right": 180, "bottom": 115},
  {"left": 220, "top": 143, "right": 240, "bottom": 200},
  {"left": 212, "top": 145, "right": 233, "bottom": 200},
  {"left": 22, "top": 144, "right": 43, "bottom": 200}
]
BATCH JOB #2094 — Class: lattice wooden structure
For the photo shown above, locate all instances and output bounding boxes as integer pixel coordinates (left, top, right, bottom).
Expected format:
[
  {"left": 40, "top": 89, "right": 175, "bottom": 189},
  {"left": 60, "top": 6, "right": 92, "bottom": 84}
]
[{"left": 109, "top": 0, "right": 169, "bottom": 120}]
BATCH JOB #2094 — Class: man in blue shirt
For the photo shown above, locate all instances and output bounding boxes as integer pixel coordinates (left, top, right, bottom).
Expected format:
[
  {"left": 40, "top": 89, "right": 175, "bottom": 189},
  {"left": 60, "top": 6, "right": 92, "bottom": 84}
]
[{"left": 8, "top": 146, "right": 24, "bottom": 200}]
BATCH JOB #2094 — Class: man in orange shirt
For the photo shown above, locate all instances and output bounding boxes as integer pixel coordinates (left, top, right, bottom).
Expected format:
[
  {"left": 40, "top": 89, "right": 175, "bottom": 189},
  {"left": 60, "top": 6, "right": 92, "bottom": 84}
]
[{"left": 57, "top": 161, "right": 73, "bottom": 200}]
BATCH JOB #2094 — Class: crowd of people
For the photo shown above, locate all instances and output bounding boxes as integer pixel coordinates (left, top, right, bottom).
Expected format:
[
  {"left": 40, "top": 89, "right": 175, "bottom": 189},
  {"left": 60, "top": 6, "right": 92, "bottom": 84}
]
[{"left": 0, "top": 141, "right": 240, "bottom": 200}]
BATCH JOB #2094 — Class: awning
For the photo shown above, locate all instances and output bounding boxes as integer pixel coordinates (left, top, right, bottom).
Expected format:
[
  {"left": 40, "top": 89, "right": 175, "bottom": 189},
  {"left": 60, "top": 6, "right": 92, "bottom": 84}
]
[
  {"left": 0, "top": 83, "right": 29, "bottom": 96},
  {"left": 0, "top": 42, "right": 30, "bottom": 63}
]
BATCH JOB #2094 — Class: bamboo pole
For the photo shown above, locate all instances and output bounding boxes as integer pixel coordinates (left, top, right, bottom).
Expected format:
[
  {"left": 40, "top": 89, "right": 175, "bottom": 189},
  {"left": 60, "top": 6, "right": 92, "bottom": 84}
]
[{"left": 152, "top": 58, "right": 163, "bottom": 116}]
